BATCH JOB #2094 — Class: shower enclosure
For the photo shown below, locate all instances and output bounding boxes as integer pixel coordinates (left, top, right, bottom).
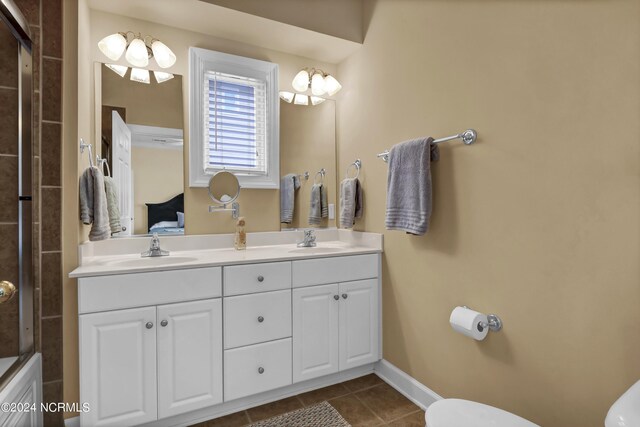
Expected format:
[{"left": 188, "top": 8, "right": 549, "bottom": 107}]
[{"left": 0, "top": 0, "right": 35, "bottom": 389}]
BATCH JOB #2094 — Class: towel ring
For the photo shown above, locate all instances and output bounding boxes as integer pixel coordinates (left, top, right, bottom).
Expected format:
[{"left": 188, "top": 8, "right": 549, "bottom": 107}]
[
  {"left": 314, "top": 168, "right": 326, "bottom": 185},
  {"left": 98, "top": 158, "right": 111, "bottom": 177},
  {"left": 345, "top": 159, "right": 361, "bottom": 179}
]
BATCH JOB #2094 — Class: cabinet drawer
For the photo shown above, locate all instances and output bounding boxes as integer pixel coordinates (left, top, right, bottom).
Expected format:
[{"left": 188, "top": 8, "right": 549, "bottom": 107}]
[
  {"left": 78, "top": 267, "right": 222, "bottom": 313},
  {"left": 224, "top": 338, "right": 292, "bottom": 402},
  {"left": 292, "top": 254, "right": 378, "bottom": 288},
  {"left": 224, "top": 262, "right": 291, "bottom": 296},
  {"left": 224, "top": 290, "right": 291, "bottom": 349}
]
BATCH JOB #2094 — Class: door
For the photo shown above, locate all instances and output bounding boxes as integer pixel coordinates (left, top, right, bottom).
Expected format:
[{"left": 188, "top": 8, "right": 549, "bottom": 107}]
[
  {"left": 339, "top": 279, "right": 379, "bottom": 370},
  {"left": 157, "top": 299, "right": 223, "bottom": 418},
  {"left": 292, "top": 284, "right": 339, "bottom": 383},
  {"left": 112, "top": 110, "right": 132, "bottom": 235},
  {"left": 80, "top": 307, "right": 157, "bottom": 426}
]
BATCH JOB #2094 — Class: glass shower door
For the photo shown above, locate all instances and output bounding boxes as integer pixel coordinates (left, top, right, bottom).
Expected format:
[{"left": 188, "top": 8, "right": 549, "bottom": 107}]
[{"left": 0, "top": 0, "right": 34, "bottom": 387}]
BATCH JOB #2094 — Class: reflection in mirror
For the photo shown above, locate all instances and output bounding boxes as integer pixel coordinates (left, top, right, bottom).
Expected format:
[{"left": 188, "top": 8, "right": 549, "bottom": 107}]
[
  {"left": 280, "top": 100, "right": 336, "bottom": 230},
  {"left": 208, "top": 171, "right": 241, "bottom": 205},
  {"left": 99, "top": 63, "right": 184, "bottom": 236}
]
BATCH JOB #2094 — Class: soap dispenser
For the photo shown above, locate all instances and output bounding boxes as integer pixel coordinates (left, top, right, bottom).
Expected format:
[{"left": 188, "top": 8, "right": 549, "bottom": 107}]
[{"left": 235, "top": 217, "right": 246, "bottom": 250}]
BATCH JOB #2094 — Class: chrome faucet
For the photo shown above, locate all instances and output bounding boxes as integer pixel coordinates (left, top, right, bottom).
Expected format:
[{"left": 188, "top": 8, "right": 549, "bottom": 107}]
[
  {"left": 297, "top": 229, "right": 317, "bottom": 248},
  {"left": 141, "top": 233, "right": 170, "bottom": 257}
]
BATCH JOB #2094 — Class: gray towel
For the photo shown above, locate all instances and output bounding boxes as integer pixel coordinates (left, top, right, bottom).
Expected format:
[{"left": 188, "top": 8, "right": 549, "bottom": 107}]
[
  {"left": 339, "top": 178, "right": 363, "bottom": 228},
  {"left": 308, "top": 184, "right": 322, "bottom": 225},
  {"left": 280, "top": 173, "right": 300, "bottom": 223},
  {"left": 385, "top": 137, "right": 439, "bottom": 235},
  {"left": 320, "top": 184, "right": 328, "bottom": 218},
  {"left": 103, "top": 176, "right": 122, "bottom": 235},
  {"left": 79, "top": 168, "right": 94, "bottom": 225},
  {"left": 79, "top": 166, "right": 111, "bottom": 241}
]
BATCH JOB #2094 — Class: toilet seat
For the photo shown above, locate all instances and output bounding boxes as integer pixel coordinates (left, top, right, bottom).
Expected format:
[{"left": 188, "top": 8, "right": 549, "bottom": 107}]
[{"left": 426, "top": 399, "right": 540, "bottom": 427}]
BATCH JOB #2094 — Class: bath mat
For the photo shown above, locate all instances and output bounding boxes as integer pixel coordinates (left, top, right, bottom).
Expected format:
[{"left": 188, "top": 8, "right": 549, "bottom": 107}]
[{"left": 249, "top": 401, "right": 350, "bottom": 427}]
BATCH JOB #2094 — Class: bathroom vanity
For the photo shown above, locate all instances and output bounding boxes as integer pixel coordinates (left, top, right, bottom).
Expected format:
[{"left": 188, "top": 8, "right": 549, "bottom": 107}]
[{"left": 70, "top": 230, "right": 382, "bottom": 426}]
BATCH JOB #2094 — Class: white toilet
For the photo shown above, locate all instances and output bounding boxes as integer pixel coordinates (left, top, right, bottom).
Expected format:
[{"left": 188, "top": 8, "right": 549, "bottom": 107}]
[
  {"left": 605, "top": 379, "right": 640, "bottom": 427},
  {"left": 425, "top": 379, "right": 640, "bottom": 427},
  {"left": 425, "top": 399, "right": 539, "bottom": 427}
]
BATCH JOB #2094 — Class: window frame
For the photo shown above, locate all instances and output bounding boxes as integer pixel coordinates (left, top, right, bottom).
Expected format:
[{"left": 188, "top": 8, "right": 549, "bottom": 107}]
[{"left": 189, "top": 47, "right": 279, "bottom": 188}]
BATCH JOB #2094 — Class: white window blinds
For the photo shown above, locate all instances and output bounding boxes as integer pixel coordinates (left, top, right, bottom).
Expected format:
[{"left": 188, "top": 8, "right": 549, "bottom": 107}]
[{"left": 204, "top": 71, "right": 268, "bottom": 175}]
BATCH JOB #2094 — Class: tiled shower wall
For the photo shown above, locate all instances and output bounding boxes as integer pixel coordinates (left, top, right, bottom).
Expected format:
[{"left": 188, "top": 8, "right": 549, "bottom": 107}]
[{"left": 13, "top": 0, "right": 64, "bottom": 425}]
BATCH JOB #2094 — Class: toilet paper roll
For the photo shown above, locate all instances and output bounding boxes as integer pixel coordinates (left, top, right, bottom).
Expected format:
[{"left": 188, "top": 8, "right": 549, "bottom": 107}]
[{"left": 450, "top": 306, "right": 489, "bottom": 341}]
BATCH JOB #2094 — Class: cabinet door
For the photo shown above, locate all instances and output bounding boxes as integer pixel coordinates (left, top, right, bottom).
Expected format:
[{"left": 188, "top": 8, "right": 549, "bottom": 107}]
[
  {"left": 292, "top": 284, "right": 340, "bottom": 383},
  {"left": 157, "top": 299, "right": 223, "bottom": 419},
  {"left": 80, "top": 307, "right": 157, "bottom": 426},
  {"left": 339, "top": 279, "right": 379, "bottom": 370}
]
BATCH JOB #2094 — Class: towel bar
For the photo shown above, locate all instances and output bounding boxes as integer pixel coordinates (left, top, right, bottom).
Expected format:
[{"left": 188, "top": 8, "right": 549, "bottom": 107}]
[{"left": 377, "top": 129, "right": 477, "bottom": 162}]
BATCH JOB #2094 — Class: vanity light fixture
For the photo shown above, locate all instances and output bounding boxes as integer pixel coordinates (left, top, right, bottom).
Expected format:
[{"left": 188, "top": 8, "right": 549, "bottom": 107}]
[
  {"left": 104, "top": 64, "right": 175, "bottom": 85},
  {"left": 153, "top": 70, "right": 175, "bottom": 83},
  {"left": 279, "top": 91, "right": 295, "bottom": 103},
  {"left": 279, "top": 91, "right": 326, "bottom": 106},
  {"left": 98, "top": 31, "right": 177, "bottom": 69},
  {"left": 290, "top": 68, "right": 342, "bottom": 96},
  {"left": 293, "top": 93, "right": 309, "bottom": 105},
  {"left": 130, "top": 67, "right": 151, "bottom": 84},
  {"left": 105, "top": 63, "right": 128, "bottom": 78}
]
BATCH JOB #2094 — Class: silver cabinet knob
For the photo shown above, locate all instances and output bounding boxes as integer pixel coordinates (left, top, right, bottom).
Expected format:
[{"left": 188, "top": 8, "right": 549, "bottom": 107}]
[
  {"left": 160, "top": 320, "right": 168, "bottom": 327},
  {"left": 333, "top": 295, "right": 339, "bottom": 300},
  {"left": 257, "top": 275, "right": 264, "bottom": 282},
  {"left": 258, "top": 367, "right": 264, "bottom": 374},
  {"left": 258, "top": 316, "right": 264, "bottom": 323},
  {"left": 146, "top": 322, "right": 154, "bottom": 329},
  {"left": 342, "top": 294, "right": 348, "bottom": 299}
]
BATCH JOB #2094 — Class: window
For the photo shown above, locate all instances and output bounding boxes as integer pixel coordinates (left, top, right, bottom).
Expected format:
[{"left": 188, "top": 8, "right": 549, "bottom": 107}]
[{"left": 189, "top": 48, "right": 279, "bottom": 188}]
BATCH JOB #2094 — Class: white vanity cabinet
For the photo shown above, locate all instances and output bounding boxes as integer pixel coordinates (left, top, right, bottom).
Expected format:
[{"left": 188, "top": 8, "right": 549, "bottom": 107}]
[
  {"left": 291, "top": 254, "right": 380, "bottom": 383},
  {"left": 78, "top": 267, "right": 223, "bottom": 427},
  {"left": 76, "top": 251, "right": 381, "bottom": 427}
]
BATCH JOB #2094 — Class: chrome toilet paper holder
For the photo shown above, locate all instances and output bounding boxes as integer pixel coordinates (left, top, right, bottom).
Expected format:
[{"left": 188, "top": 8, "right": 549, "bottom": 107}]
[{"left": 463, "top": 306, "right": 503, "bottom": 332}]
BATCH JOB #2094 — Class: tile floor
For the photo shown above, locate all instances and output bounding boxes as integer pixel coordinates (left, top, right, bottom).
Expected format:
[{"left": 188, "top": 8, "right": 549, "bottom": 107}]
[{"left": 190, "top": 374, "right": 425, "bottom": 427}]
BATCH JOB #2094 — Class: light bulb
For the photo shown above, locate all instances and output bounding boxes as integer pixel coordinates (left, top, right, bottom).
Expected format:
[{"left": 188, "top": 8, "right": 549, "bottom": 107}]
[
  {"left": 151, "top": 40, "right": 176, "bottom": 69},
  {"left": 279, "top": 91, "right": 294, "bottom": 103},
  {"left": 98, "top": 33, "right": 127, "bottom": 61},
  {"left": 311, "top": 72, "right": 326, "bottom": 96},
  {"left": 323, "top": 74, "right": 342, "bottom": 96},
  {"left": 291, "top": 70, "right": 310, "bottom": 92},
  {"left": 125, "top": 37, "right": 149, "bottom": 67},
  {"left": 310, "top": 96, "right": 326, "bottom": 106},
  {"left": 293, "top": 94, "right": 309, "bottom": 105},
  {"left": 105, "top": 63, "right": 128, "bottom": 77},
  {"left": 153, "top": 71, "right": 174, "bottom": 83},
  {"left": 130, "top": 68, "right": 150, "bottom": 84}
]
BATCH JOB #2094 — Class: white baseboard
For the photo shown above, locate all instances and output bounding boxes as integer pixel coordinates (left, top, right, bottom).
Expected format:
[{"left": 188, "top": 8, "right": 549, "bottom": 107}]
[{"left": 374, "top": 359, "right": 442, "bottom": 410}]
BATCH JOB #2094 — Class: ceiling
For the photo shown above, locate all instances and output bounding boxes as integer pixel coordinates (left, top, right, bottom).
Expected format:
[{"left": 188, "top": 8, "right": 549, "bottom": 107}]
[{"left": 86, "top": 0, "right": 362, "bottom": 64}]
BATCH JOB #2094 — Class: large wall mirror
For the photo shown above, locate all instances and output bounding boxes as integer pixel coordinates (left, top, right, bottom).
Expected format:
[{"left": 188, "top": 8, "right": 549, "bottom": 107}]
[
  {"left": 95, "top": 61, "right": 337, "bottom": 237},
  {"left": 97, "top": 63, "right": 185, "bottom": 236},
  {"left": 280, "top": 99, "right": 336, "bottom": 230}
]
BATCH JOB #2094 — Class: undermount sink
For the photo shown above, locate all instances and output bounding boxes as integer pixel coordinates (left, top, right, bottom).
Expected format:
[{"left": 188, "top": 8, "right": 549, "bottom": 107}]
[
  {"left": 288, "top": 247, "right": 343, "bottom": 254},
  {"left": 101, "top": 256, "right": 199, "bottom": 268}
]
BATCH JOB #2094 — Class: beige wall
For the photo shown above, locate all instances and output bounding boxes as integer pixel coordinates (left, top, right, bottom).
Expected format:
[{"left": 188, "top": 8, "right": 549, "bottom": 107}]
[
  {"left": 336, "top": 1, "right": 640, "bottom": 426},
  {"left": 101, "top": 67, "right": 184, "bottom": 129},
  {"left": 131, "top": 147, "right": 184, "bottom": 234},
  {"left": 280, "top": 100, "right": 337, "bottom": 229}
]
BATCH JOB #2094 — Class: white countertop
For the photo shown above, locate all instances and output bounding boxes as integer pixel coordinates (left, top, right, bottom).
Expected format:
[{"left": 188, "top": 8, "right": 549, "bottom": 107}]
[{"left": 70, "top": 230, "right": 383, "bottom": 278}]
